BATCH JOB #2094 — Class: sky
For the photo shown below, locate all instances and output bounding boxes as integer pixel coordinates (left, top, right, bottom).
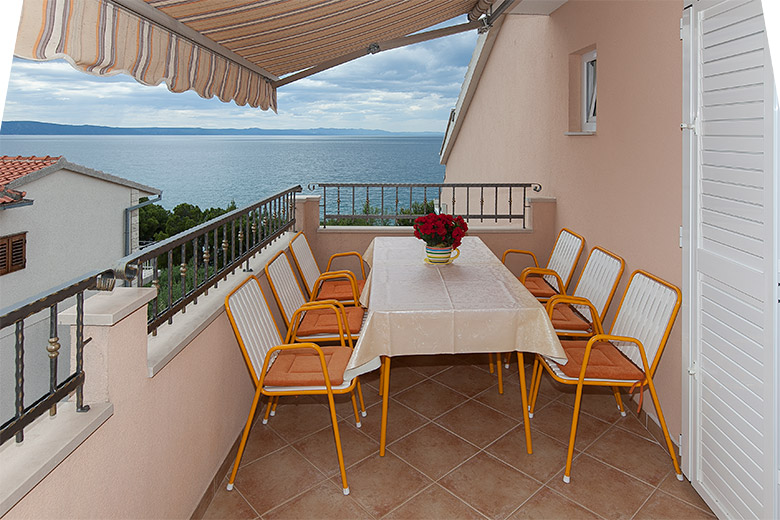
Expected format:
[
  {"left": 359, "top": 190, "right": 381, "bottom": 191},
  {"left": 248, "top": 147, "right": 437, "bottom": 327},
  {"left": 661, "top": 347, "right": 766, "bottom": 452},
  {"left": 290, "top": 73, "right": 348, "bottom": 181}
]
[{"left": 1, "top": 20, "right": 477, "bottom": 134}]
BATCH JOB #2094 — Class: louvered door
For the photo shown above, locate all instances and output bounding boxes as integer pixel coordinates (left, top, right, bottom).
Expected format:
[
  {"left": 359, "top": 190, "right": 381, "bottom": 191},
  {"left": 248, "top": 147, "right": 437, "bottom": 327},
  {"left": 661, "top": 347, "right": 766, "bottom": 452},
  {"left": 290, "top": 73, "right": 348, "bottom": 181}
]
[{"left": 682, "top": 1, "right": 778, "bottom": 518}]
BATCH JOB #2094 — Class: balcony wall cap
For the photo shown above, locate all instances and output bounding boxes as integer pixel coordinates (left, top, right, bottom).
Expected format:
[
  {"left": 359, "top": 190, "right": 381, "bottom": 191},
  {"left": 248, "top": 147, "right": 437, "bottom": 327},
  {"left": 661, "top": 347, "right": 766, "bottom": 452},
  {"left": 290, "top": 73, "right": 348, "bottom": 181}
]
[
  {"left": 0, "top": 402, "right": 113, "bottom": 517},
  {"left": 59, "top": 288, "right": 157, "bottom": 327}
]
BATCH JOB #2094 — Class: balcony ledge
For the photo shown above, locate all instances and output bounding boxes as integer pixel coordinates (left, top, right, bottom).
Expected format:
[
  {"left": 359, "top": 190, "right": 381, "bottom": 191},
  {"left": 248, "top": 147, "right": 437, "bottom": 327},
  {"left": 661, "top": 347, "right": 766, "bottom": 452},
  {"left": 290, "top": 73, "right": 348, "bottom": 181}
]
[{"left": 0, "top": 402, "right": 113, "bottom": 517}]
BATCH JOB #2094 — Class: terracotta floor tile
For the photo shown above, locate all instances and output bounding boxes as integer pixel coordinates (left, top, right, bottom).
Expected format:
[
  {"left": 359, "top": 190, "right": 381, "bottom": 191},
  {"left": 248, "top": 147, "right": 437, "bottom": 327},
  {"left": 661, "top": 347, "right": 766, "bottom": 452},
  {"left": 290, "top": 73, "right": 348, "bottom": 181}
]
[
  {"left": 584, "top": 427, "right": 676, "bottom": 486},
  {"left": 236, "top": 423, "right": 288, "bottom": 468},
  {"left": 394, "top": 354, "right": 453, "bottom": 377},
  {"left": 293, "top": 420, "right": 379, "bottom": 477},
  {"left": 307, "top": 391, "right": 376, "bottom": 424},
  {"left": 657, "top": 472, "right": 714, "bottom": 514},
  {"left": 528, "top": 400, "right": 610, "bottom": 449},
  {"left": 439, "top": 452, "right": 542, "bottom": 520},
  {"left": 350, "top": 399, "right": 428, "bottom": 445},
  {"left": 384, "top": 483, "right": 487, "bottom": 520},
  {"left": 234, "top": 447, "right": 326, "bottom": 516},
  {"left": 486, "top": 428, "right": 570, "bottom": 483},
  {"left": 337, "top": 452, "right": 432, "bottom": 518},
  {"left": 507, "top": 486, "right": 601, "bottom": 520},
  {"left": 433, "top": 365, "right": 500, "bottom": 397},
  {"left": 475, "top": 377, "right": 547, "bottom": 421},
  {"left": 435, "top": 400, "right": 519, "bottom": 448},
  {"left": 633, "top": 489, "right": 717, "bottom": 520},
  {"left": 547, "top": 454, "right": 654, "bottom": 520},
  {"left": 262, "top": 481, "right": 373, "bottom": 520},
  {"left": 612, "top": 412, "right": 657, "bottom": 442},
  {"left": 388, "top": 423, "right": 479, "bottom": 479},
  {"left": 266, "top": 401, "right": 336, "bottom": 442},
  {"left": 555, "top": 387, "right": 626, "bottom": 423},
  {"left": 394, "top": 379, "right": 467, "bottom": 419},
  {"left": 202, "top": 486, "right": 258, "bottom": 520}
]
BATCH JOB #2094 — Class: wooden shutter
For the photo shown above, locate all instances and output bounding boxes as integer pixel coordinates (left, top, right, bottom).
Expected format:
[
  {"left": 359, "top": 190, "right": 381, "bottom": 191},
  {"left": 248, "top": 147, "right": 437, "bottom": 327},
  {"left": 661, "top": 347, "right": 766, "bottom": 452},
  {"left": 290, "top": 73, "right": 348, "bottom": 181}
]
[{"left": 0, "top": 233, "right": 26, "bottom": 275}]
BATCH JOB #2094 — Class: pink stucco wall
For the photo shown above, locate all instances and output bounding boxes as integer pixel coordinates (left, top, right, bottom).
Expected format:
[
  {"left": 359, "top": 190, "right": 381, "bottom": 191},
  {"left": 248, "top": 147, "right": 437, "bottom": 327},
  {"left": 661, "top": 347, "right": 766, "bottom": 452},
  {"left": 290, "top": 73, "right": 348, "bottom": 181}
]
[
  {"left": 5, "top": 303, "right": 254, "bottom": 519},
  {"left": 443, "top": 0, "right": 685, "bottom": 436}
]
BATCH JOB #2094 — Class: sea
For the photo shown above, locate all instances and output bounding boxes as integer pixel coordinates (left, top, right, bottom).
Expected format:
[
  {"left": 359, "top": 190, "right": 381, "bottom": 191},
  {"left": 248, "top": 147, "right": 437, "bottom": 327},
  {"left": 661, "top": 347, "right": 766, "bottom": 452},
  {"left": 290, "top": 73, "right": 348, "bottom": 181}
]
[{"left": 0, "top": 135, "right": 446, "bottom": 210}]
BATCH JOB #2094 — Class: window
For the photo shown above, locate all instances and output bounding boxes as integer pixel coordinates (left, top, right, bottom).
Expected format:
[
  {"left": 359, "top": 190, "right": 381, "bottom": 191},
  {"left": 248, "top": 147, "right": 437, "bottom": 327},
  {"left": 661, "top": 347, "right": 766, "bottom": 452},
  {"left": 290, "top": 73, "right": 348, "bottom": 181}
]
[
  {"left": 0, "top": 233, "right": 26, "bottom": 276},
  {"left": 582, "top": 49, "right": 597, "bottom": 132}
]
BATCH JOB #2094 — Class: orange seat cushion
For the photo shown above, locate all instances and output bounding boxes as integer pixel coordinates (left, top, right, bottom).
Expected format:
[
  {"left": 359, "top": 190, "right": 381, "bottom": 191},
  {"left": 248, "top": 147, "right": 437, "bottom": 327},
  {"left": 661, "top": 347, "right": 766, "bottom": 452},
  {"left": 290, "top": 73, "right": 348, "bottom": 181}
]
[
  {"left": 264, "top": 346, "right": 352, "bottom": 386},
  {"left": 558, "top": 340, "right": 645, "bottom": 381},
  {"left": 315, "top": 279, "right": 366, "bottom": 301},
  {"left": 551, "top": 304, "right": 591, "bottom": 331},
  {"left": 523, "top": 276, "right": 558, "bottom": 298},
  {"left": 295, "top": 306, "right": 365, "bottom": 337}
]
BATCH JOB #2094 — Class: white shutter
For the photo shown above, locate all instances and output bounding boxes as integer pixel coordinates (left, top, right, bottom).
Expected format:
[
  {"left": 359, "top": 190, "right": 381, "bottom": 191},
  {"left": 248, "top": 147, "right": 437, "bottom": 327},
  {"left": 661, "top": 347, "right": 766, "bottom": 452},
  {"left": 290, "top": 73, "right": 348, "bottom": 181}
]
[{"left": 683, "top": 1, "right": 778, "bottom": 518}]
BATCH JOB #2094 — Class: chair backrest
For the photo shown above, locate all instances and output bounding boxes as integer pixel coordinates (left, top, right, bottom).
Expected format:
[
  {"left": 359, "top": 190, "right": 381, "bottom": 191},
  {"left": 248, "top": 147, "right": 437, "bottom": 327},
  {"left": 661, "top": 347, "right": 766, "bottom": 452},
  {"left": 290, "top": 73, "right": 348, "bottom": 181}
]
[
  {"left": 572, "top": 247, "right": 625, "bottom": 323},
  {"left": 610, "top": 270, "right": 682, "bottom": 376},
  {"left": 265, "top": 250, "right": 308, "bottom": 326},
  {"left": 225, "top": 276, "right": 284, "bottom": 384},
  {"left": 289, "top": 232, "right": 322, "bottom": 297},
  {"left": 545, "top": 228, "right": 584, "bottom": 291}
]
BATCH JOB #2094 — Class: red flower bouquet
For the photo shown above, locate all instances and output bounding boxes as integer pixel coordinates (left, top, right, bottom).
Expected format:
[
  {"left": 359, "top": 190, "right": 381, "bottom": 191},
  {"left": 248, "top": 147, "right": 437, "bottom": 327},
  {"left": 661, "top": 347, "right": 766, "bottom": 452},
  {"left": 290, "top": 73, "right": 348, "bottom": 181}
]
[{"left": 413, "top": 213, "right": 468, "bottom": 248}]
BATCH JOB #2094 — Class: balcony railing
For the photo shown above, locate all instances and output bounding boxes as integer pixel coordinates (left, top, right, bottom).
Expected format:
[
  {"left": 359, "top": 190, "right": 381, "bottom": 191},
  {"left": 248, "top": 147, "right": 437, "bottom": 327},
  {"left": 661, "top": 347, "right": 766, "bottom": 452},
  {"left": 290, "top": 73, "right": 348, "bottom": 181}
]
[
  {"left": 309, "top": 183, "right": 542, "bottom": 227},
  {"left": 0, "top": 269, "right": 115, "bottom": 446},
  {"left": 118, "top": 186, "right": 302, "bottom": 334}
]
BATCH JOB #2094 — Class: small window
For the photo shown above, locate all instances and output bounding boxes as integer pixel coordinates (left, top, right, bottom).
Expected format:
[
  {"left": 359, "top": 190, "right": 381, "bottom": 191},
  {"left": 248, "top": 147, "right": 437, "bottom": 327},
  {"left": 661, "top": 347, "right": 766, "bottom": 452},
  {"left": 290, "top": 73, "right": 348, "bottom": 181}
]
[
  {"left": 582, "top": 49, "right": 597, "bottom": 132},
  {"left": 0, "top": 233, "right": 27, "bottom": 276}
]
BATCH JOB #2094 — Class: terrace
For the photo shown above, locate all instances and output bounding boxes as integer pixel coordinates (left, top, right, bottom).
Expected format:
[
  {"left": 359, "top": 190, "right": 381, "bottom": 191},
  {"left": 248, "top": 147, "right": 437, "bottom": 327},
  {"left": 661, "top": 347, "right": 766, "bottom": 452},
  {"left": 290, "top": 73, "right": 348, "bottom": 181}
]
[{"left": 1, "top": 0, "right": 778, "bottom": 519}]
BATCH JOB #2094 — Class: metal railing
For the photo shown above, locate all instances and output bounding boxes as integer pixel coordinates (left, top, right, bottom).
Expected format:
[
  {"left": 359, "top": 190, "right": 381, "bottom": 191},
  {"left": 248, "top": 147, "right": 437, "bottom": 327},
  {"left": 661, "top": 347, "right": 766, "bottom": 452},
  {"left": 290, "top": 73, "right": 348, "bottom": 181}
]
[
  {"left": 310, "top": 183, "right": 542, "bottom": 227},
  {"left": 118, "top": 186, "right": 301, "bottom": 334},
  {"left": 0, "top": 270, "right": 115, "bottom": 446}
]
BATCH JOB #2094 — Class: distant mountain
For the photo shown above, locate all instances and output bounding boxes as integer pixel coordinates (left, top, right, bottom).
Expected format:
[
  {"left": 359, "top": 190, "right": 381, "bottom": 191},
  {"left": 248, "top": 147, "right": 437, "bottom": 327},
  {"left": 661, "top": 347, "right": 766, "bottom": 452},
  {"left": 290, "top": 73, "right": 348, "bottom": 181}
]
[{"left": 0, "top": 121, "right": 442, "bottom": 137}]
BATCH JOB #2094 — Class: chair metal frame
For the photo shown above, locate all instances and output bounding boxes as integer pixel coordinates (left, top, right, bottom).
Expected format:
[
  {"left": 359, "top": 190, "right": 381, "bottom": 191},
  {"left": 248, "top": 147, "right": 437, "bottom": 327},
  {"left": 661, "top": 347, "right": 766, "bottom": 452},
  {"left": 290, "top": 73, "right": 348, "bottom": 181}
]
[
  {"left": 528, "top": 270, "right": 684, "bottom": 483},
  {"left": 265, "top": 249, "right": 364, "bottom": 343},
  {"left": 224, "top": 275, "right": 365, "bottom": 495},
  {"left": 502, "top": 228, "right": 585, "bottom": 300},
  {"left": 288, "top": 231, "right": 365, "bottom": 302}
]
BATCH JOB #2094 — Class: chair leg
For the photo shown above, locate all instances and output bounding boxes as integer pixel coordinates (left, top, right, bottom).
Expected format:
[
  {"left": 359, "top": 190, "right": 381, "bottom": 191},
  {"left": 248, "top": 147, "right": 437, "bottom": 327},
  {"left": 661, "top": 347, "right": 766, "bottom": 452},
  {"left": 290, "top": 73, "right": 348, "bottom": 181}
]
[
  {"left": 270, "top": 396, "right": 280, "bottom": 416},
  {"left": 503, "top": 352, "right": 511, "bottom": 369},
  {"left": 612, "top": 387, "right": 626, "bottom": 417},
  {"left": 227, "top": 386, "right": 264, "bottom": 491},
  {"left": 350, "top": 391, "right": 362, "bottom": 428},
  {"left": 356, "top": 379, "right": 367, "bottom": 417},
  {"left": 488, "top": 353, "right": 495, "bottom": 374},
  {"left": 645, "top": 377, "right": 684, "bottom": 480},
  {"left": 262, "top": 397, "right": 274, "bottom": 424},
  {"left": 563, "top": 381, "right": 585, "bottom": 483},
  {"left": 379, "top": 362, "right": 385, "bottom": 396},
  {"left": 529, "top": 358, "right": 544, "bottom": 417},
  {"left": 325, "top": 390, "right": 350, "bottom": 495}
]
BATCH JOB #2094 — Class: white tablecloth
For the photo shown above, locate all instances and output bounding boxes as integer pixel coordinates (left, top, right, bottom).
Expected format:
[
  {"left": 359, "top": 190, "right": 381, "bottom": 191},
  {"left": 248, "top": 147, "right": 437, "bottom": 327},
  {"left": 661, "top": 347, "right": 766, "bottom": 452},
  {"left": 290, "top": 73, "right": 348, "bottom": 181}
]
[{"left": 344, "top": 236, "right": 566, "bottom": 380}]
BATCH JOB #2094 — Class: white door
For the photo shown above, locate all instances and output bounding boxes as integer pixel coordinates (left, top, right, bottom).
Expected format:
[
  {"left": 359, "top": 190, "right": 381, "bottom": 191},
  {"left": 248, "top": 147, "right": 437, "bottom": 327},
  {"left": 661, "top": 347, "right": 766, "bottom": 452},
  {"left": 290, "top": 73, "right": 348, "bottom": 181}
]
[{"left": 682, "top": 0, "right": 778, "bottom": 518}]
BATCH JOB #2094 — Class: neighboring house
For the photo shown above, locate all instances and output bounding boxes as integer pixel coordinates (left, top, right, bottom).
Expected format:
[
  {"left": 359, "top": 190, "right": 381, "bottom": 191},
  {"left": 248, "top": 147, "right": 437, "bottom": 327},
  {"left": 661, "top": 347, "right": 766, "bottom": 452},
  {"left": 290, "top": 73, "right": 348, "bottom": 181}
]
[
  {"left": 0, "top": 155, "right": 160, "bottom": 306},
  {"left": 441, "top": 1, "right": 777, "bottom": 518},
  {"left": 0, "top": 155, "right": 160, "bottom": 421}
]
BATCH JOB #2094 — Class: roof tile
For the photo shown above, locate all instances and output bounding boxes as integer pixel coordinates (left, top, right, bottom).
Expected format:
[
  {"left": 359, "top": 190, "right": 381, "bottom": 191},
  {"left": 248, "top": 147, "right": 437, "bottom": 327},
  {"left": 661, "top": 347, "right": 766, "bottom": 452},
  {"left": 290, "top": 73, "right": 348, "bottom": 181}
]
[{"left": 0, "top": 155, "right": 63, "bottom": 185}]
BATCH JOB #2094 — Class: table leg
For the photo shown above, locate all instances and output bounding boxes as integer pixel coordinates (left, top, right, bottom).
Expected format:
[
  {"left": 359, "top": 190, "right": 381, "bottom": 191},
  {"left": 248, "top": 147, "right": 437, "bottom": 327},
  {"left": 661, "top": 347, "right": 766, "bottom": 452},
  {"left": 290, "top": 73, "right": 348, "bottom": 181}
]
[
  {"left": 379, "top": 356, "right": 391, "bottom": 456},
  {"left": 497, "top": 353, "right": 504, "bottom": 394},
  {"left": 517, "top": 351, "right": 532, "bottom": 454}
]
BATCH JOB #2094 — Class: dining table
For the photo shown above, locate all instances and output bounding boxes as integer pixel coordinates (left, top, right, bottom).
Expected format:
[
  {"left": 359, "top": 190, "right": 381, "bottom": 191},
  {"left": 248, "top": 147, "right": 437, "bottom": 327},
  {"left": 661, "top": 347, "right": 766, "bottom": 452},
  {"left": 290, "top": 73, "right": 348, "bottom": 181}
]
[{"left": 343, "top": 236, "right": 567, "bottom": 456}]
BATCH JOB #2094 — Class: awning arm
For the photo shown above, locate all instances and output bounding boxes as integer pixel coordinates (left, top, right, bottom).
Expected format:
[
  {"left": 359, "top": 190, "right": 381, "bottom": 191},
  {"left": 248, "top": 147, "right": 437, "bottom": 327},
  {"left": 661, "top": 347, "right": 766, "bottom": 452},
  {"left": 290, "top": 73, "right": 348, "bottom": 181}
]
[
  {"left": 109, "top": 0, "right": 279, "bottom": 82},
  {"left": 274, "top": 19, "right": 486, "bottom": 88}
]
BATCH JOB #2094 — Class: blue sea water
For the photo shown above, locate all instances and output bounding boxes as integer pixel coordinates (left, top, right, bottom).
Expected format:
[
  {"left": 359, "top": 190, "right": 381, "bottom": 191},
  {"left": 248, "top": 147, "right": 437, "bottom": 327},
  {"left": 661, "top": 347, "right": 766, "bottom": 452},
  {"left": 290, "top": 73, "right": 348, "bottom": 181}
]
[{"left": 0, "top": 135, "right": 446, "bottom": 210}]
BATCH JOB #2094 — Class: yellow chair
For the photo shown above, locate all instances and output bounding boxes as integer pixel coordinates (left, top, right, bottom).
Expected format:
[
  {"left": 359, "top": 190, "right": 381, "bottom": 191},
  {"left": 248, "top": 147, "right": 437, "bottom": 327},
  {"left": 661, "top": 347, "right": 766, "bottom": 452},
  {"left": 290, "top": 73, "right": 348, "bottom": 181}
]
[
  {"left": 224, "top": 275, "right": 364, "bottom": 495},
  {"left": 265, "top": 249, "right": 365, "bottom": 344},
  {"left": 528, "top": 270, "right": 683, "bottom": 484},
  {"left": 502, "top": 228, "right": 585, "bottom": 302},
  {"left": 289, "top": 231, "right": 366, "bottom": 303}
]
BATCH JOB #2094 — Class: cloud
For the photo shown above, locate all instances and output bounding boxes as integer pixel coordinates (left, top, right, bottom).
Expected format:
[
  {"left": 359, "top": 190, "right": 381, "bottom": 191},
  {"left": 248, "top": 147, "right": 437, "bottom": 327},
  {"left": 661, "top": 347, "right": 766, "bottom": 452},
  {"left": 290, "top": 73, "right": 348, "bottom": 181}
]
[{"left": 1, "top": 20, "right": 477, "bottom": 132}]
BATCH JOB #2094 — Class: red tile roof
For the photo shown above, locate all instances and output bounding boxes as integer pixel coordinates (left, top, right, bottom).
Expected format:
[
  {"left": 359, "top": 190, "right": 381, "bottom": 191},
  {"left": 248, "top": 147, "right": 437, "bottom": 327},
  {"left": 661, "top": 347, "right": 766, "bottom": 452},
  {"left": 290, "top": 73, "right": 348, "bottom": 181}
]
[
  {"left": 0, "top": 156, "right": 61, "bottom": 207},
  {"left": 0, "top": 155, "right": 62, "bottom": 185}
]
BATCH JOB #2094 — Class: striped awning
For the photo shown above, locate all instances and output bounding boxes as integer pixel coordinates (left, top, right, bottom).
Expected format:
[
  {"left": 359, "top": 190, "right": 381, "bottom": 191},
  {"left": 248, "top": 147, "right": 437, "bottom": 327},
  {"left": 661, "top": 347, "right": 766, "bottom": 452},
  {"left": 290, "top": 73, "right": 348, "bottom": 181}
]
[{"left": 14, "top": 0, "right": 496, "bottom": 112}]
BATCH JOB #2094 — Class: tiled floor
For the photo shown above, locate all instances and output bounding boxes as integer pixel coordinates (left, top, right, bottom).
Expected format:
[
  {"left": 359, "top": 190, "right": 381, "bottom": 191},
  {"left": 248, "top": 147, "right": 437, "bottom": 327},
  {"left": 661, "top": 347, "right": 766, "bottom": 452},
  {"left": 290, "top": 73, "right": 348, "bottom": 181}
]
[{"left": 202, "top": 355, "right": 715, "bottom": 520}]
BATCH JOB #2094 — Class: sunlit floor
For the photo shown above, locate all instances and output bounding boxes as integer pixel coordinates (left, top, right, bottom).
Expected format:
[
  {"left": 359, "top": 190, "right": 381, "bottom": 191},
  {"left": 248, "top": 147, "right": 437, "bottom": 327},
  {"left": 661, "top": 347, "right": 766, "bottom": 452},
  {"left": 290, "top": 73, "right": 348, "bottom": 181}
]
[{"left": 200, "top": 355, "right": 715, "bottom": 520}]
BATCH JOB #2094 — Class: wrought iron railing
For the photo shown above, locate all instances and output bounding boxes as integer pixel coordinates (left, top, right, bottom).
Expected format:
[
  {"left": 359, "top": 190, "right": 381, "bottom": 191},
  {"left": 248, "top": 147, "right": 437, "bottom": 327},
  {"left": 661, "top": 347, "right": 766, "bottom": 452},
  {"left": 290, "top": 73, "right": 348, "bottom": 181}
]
[
  {"left": 117, "top": 186, "right": 302, "bottom": 334},
  {"left": 309, "top": 183, "right": 542, "bottom": 227},
  {"left": 0, "top": 270, "right": 115, "bottom": 446}
]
